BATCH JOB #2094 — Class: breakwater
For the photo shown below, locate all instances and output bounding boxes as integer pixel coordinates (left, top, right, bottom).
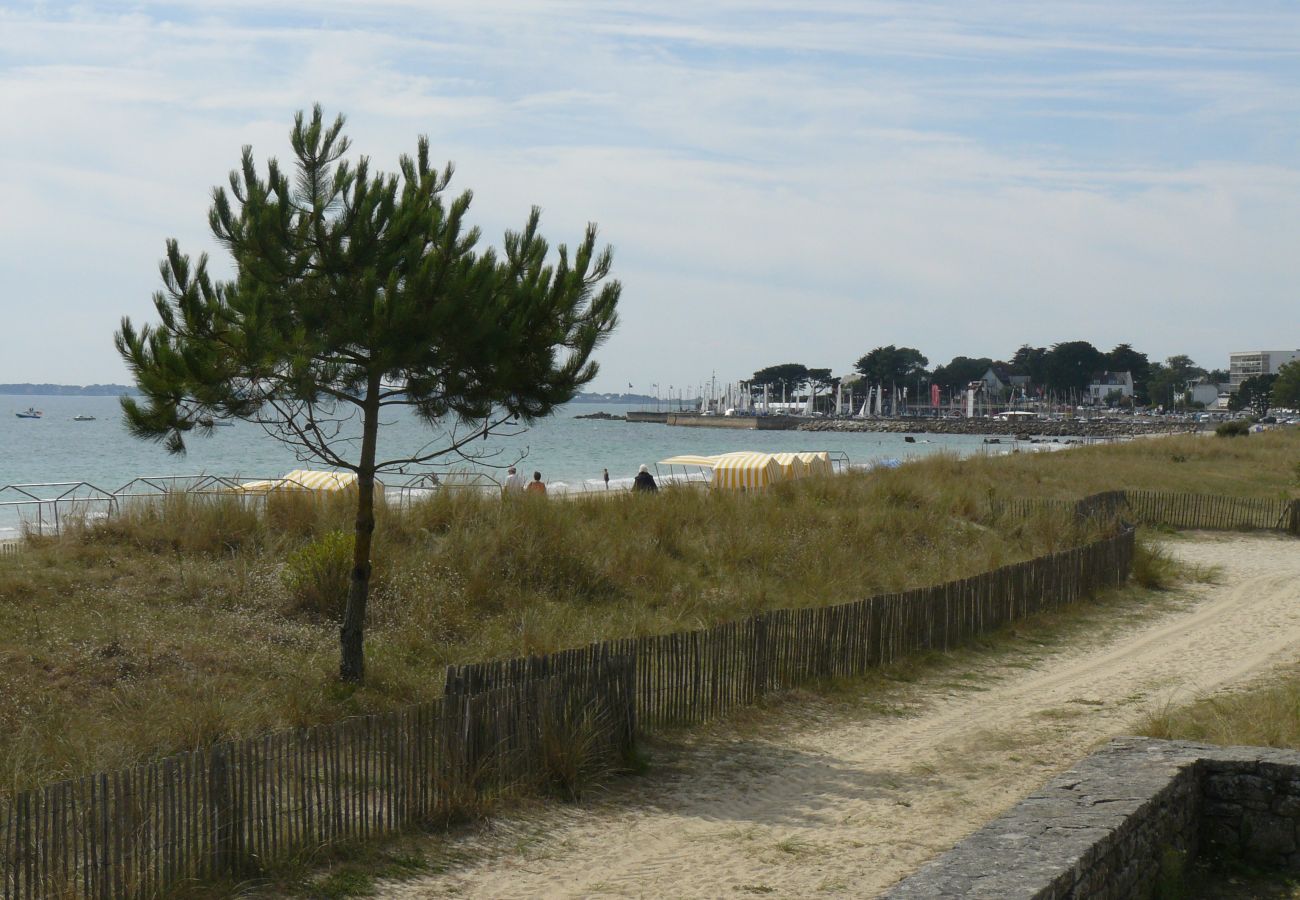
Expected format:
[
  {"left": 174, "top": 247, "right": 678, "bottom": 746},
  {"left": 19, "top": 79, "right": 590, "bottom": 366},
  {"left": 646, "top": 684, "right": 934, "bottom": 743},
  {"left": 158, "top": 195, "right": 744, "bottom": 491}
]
[
  {"left": 798, "top": 418, "right": 1203, "bottom": 439},
  {"left": 667, "top": 413, "right": 802, "bottom": 430}
]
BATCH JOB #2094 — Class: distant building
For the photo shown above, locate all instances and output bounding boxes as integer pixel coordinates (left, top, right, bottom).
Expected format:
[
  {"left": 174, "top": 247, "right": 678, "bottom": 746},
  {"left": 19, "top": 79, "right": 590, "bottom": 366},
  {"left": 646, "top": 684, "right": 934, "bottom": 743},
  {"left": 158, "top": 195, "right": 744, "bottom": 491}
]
[
  {"left": 1184, "top": 380, "right": 1230, "bottom": 408},
  {"left": 1228, "top": 349, "right": 1300, "bottom": 388},
  {"left": 980, "top": 366, "right": 1031, "bottom": 398},
  {"left": 1087, "top": 371, "right": 1134, "bottom": 404}
]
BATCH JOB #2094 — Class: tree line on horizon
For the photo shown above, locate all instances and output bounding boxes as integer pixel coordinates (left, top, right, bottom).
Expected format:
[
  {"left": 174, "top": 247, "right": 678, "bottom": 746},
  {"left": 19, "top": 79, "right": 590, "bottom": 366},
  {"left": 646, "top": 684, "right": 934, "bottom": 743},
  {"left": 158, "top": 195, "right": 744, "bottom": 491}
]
[{"left": 749, "top": 341, "right": 1248, "bottom": 408}]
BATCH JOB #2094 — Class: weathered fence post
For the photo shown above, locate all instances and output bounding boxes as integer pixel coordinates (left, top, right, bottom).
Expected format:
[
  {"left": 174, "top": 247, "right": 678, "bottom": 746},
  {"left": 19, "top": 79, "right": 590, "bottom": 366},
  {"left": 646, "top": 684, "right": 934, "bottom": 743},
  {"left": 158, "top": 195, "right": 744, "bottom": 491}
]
[
  {"left": 208, "top": 744, "right": 234, "bottom": 877},
  {"left": 752, "top": 614, "right": 769, "bottom": 700},
  {"left": 621, "top": 651, "right": 638, "bottom": 751}
]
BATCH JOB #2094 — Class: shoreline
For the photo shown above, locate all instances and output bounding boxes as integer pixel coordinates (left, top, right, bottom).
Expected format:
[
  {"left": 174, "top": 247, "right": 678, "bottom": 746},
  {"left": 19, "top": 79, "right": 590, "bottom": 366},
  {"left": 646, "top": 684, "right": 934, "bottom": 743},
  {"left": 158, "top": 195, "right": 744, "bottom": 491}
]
[{"left": 796, "top": 417, "right": 1204, "bottom": 438}]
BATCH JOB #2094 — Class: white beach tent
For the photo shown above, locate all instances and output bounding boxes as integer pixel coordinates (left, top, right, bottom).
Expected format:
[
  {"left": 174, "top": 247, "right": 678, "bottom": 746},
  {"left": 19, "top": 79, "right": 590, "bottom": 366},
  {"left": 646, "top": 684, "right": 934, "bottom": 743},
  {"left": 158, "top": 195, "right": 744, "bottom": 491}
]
[
  {"left": 232, "top": 469, "right": 384, "bottom": 494},
  {"left": 656, "top": 454, "right": 719, "bottom": 488},
  {"left": 657, "top": 454, "right": 719, "bottom": 468}
]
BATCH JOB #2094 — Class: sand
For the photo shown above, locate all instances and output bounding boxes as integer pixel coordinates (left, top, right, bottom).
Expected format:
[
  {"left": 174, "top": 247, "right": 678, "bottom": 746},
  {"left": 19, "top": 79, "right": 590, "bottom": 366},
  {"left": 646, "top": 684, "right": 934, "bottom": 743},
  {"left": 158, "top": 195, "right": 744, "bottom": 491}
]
[{"left": 379, "top": 532, "right": 1300, "bottom": 899}]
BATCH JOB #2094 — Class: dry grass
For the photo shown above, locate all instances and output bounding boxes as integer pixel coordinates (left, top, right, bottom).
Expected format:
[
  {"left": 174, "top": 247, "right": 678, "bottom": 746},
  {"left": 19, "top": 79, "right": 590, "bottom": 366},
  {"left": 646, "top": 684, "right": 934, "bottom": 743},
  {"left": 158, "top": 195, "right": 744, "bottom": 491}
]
[
  {"left": 1139, "top": 662, "right": 1300, "bottom": 752},
  {"left": 955, "top": 428, "right": 1300, "bottom": 501},
  {"left": 0, "top": 429, "right": 1296, "bottom": 798}
]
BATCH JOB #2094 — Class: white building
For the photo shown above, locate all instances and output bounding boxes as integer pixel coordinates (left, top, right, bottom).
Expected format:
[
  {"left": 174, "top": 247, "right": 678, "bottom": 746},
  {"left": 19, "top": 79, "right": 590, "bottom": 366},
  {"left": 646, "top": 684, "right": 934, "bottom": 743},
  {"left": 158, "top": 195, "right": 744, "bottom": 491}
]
[
  {"left": 1087, "top": 371, "right": 1134, "bottom": 404},
  {"left": 1228, "top": 349, "right": 1300, "bottom": 388},
  {"left": 1185, "top": 381, "right": 1230, "bottom": 408}
]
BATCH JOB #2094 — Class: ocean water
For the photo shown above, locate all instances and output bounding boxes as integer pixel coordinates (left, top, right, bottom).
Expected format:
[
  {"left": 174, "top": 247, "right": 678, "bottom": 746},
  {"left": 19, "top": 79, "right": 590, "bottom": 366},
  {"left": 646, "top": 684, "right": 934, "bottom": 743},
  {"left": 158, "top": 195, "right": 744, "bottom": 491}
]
[{"left": 0, "top": 395, "right": 1003, "bottom": 535}]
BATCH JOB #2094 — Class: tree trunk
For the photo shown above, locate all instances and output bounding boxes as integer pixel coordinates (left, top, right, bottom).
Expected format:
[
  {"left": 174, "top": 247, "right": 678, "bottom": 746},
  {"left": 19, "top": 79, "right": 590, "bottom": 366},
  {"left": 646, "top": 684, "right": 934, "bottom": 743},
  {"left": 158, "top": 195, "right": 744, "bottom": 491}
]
[{"left": 340, "top": 374, "right": 382, "bottom": 683}]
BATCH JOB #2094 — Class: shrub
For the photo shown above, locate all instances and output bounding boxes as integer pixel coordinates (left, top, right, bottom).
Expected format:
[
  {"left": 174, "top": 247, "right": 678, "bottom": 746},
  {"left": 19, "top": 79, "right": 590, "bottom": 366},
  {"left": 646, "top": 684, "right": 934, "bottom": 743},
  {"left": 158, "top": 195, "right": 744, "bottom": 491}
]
[
  {"left": 1132, "top": 539, "right": 1178, "bottom": 589},
  {"left": 281, "top": 530, "right": 354, "bottom": 621},
  {"left": 1215, "top": 420, "right": 1251, "bottom": 438}
]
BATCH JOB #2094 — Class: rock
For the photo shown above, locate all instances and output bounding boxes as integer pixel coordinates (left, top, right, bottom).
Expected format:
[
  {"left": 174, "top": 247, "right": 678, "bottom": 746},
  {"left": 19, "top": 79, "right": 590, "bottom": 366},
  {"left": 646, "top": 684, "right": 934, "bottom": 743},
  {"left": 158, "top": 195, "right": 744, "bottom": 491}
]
[{"left": 794, "top": 417, "right": 1202, "bottom": 439}]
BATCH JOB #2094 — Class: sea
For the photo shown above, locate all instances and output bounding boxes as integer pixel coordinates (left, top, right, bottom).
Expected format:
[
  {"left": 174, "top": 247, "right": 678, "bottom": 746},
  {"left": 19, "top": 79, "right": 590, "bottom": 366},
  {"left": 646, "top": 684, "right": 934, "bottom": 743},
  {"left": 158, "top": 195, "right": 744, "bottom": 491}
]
[{"left": 0, "top": 395, "right": 1009, "bottom": 537}]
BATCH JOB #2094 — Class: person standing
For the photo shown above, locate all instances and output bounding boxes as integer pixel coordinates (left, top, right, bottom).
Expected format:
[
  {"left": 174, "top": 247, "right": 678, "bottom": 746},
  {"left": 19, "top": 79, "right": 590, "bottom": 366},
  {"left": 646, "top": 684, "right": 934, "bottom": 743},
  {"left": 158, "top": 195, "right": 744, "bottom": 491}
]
[
  {"left": 526, "top": 471, "right": 548, "bottom": 495},
  {"left": 632, "top": 464, "right": 658, "bottom": 493},
  {"left": 503, "top": 466, "right": 526, "bottom": 495},
  {"left": 603, "top": 467, "right": 610, "bottom": 490}
]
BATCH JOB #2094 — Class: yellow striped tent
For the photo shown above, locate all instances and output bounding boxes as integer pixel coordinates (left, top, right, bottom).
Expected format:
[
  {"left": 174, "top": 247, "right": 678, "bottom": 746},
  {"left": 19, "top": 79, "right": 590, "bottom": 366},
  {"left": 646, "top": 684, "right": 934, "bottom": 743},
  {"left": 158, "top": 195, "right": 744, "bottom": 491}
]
[
  {"left": 770, "top": 452, "right": 810, "bottom": 480},
  {"left": 708, "top": 452, "right": 782, "bottom": 491},
  {"left": 796, "top": 451, "right": 833, "bottom": 477}
]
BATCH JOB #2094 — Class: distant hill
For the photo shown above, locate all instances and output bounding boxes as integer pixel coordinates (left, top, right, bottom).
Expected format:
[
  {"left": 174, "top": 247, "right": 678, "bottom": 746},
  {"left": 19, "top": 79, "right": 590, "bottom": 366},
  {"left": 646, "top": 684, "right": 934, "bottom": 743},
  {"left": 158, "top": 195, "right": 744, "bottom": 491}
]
[
  {"left": 572, "top": 391, "right": 658, "bottom": 403},
  {"left": 0, "top": 383, "right": 139, "bottom": 396},
  {"left": 0, "top": 385, "right": 683, "bottom": 403}
]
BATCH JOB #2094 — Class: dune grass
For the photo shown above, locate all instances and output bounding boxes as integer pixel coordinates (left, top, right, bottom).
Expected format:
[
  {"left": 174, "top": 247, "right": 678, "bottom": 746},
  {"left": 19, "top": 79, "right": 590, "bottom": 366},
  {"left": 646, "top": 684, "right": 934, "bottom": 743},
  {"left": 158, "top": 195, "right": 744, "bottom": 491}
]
[
  {"left": 953, "top": 428, "right": 1299, "bottom": 501},
  {"left": 1139, "top": 662, "right": 1300, "bottom": 752},
  {"left": 0, "top": 428, "right": 1296, "bottom": 798}
]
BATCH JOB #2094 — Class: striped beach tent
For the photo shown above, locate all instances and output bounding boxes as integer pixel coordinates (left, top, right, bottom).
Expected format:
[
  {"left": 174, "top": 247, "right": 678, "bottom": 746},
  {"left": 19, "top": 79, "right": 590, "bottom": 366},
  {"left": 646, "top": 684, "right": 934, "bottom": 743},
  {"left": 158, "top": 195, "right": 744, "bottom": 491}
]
[
  {"left": 796, "top": 451, "right": 833, "bottom": 477},
  {"left": 709, "top": 452, "right": 782, "bottom": 491},
  {"left": 770, "top": 452, "right": 810, "bottom": 480}
]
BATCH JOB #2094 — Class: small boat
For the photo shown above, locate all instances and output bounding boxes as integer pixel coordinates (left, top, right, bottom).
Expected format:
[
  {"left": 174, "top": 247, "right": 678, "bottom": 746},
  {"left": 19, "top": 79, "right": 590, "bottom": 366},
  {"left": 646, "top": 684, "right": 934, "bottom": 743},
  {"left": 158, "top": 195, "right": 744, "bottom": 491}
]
[
  {"left": 73, "top": 414, "right": 96, "bottom": 422},
  {"left": 15, "top": 407, "right": 42, "bottom": 419},
  {"left": 198, "top": 417, "right": 235, "bottom": 427}
]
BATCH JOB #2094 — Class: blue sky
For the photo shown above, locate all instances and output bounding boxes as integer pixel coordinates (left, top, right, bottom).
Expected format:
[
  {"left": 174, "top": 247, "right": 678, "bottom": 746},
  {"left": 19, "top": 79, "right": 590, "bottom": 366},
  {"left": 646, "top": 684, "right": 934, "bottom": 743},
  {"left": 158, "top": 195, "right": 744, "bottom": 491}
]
[{"left": 2, "top": 1, "right": 1298, "bottom": 394}]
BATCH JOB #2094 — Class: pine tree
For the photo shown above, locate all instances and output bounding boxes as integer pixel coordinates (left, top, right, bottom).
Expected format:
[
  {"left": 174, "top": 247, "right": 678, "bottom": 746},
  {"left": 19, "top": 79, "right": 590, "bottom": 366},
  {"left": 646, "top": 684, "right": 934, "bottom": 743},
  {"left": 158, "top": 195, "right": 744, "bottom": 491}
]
[{"left": 116, "top": 107, "right": 620, "bottom": 682}]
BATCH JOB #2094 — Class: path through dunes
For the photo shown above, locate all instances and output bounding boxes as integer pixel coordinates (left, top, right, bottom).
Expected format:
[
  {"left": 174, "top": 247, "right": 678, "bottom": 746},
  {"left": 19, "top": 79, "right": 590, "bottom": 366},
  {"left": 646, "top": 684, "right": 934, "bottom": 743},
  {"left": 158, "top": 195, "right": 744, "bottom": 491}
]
[{"left": 380, "top": 533, "right": 1300, "bottom": 899}]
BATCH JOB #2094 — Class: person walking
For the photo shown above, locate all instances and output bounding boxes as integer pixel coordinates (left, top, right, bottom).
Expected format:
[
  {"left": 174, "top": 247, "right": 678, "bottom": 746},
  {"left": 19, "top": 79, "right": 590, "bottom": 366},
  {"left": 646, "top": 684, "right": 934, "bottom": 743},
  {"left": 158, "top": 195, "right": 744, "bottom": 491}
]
[
  {"left": 503, "top": 466, "right": 527, "bottom": 495},
  {"left": 603, "top": 467, "right": 610, "bottom": 490},
  {"left": 632, "top": 464, "right": 658, "bottom": 493},
  {"left": 526, "top": 471, "right": 548, "bottom": 495}
]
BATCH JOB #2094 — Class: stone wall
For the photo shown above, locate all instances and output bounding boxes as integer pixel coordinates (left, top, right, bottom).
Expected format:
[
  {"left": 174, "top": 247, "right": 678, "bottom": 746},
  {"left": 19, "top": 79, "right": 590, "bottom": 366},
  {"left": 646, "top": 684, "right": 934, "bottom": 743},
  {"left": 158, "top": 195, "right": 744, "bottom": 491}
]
[{"left": 882, "top": 737, "right": 1300, "bottom": 899}]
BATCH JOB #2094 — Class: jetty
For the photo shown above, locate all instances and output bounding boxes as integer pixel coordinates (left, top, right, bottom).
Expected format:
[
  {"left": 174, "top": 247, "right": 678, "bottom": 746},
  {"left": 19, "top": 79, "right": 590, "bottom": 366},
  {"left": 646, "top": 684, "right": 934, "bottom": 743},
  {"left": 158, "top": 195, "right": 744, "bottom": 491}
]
[
  {"left": 666, "top": 413, "right": 802, "bottom": 430},
  {"left": 626, "top": 411, "right": 670, "bottom": 423}
]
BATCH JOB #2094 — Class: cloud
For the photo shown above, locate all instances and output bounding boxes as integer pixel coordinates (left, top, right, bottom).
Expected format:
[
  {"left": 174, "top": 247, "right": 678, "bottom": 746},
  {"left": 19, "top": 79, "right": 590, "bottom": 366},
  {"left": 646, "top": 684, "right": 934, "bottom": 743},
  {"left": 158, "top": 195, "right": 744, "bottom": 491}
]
[{"left": 1, "top": 1, "right": 1298, "bottom": 385}]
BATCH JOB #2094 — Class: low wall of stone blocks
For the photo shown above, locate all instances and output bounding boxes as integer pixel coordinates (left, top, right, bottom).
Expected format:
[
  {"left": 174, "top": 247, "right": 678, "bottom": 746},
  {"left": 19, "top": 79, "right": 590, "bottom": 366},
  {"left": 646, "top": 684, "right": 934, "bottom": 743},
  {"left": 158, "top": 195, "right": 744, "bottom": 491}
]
[{"left": 883, "top": 736, "right": 1300, "bottom": 899}]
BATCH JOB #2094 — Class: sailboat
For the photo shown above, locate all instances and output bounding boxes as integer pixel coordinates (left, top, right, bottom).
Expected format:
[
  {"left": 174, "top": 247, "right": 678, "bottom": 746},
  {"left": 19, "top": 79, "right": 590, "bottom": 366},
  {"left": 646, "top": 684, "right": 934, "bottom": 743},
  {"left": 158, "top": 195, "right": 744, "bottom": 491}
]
[{"left": 15, "top": 407, "right": 42, "bottom": 419}]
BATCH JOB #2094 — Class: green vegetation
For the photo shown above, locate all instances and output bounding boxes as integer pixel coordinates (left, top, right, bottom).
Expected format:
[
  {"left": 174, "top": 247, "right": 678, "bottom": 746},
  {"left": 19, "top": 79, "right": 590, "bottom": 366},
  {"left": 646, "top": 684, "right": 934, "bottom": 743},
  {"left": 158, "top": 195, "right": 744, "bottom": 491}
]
[
  {"left": 114, "top": 106, "right": 620, "bottom": 682},
  {"left": 1229, "top": 374, "right": 1279, "bottom": 417},
  {"left": 0, "top": 429, "right": 1296, "bottom": 802},
  {"left": 282, "top": 529, "right": 356, "bottom": 621},
  {"left": 1272, "top": 361, "right": 1300, "bottom": 410},
  {"left": 1215, "top": 420, "right": 1252, "bottom": 438}
]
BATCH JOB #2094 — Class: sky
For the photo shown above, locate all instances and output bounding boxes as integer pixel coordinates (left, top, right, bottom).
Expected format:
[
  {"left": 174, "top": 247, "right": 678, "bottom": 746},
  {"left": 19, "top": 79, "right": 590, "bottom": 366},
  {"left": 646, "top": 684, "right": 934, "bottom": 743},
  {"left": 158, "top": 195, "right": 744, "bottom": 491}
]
[{"left": 2, "top": 1, "right": 1298, "bottom": 395}]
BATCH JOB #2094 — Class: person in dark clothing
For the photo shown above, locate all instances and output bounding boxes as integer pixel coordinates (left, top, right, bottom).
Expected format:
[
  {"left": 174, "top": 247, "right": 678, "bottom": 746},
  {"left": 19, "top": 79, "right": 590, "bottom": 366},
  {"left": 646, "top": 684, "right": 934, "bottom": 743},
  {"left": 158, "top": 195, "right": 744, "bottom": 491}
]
[{"left": 632, "top": 464, "right": 658, "bottom": 492}]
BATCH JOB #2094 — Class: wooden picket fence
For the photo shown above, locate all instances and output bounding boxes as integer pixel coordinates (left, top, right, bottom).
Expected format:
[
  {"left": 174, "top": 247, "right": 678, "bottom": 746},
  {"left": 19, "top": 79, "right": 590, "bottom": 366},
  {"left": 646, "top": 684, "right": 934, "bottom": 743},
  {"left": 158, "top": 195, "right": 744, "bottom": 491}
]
[
  {"left": 1126, "top": 490, "right": 1299, "bottom": 534},
  {"left": 450, "top": 525, "right": 1137, "bottom": 732},
  {"left": 0, "top": 658, "right": 635, "bottom": 900},
  {"left": 1, "top": 524, "right": 1136, "bottom": 899},
  {"left": 992, "top": 490, "right": 1300, "bottom": 536},
  {"left": 992, "top": 490, "right": 1128, "bottom": 525}
]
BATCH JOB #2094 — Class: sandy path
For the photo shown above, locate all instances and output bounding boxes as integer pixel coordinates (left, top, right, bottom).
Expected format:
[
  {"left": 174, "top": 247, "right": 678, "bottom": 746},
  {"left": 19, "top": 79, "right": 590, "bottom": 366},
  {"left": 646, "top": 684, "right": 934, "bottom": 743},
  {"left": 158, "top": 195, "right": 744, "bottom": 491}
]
[{"left": 381, "top": 533, "right": 1300, "bottom": 899}]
